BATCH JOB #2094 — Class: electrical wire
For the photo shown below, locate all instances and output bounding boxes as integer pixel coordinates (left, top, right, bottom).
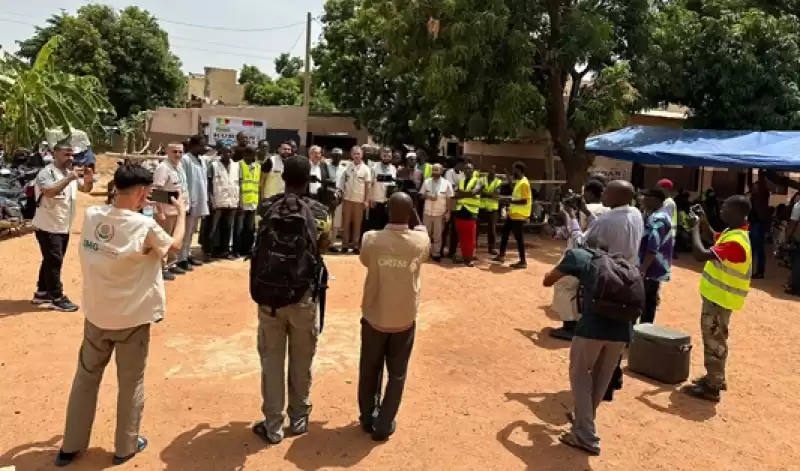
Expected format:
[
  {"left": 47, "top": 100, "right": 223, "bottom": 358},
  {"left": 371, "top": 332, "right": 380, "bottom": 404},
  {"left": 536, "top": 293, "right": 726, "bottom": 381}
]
[{"left": 156, "top": 19, "right": 304, "bottom": 33}]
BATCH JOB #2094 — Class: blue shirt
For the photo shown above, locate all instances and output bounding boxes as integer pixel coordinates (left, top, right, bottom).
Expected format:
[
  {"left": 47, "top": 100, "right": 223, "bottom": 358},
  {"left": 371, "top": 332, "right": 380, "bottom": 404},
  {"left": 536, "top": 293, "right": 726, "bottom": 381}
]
[
  {"left": 180, "top": 153, "right": 210, "bottom": 217},
  {"left": 638, "top": 209, "right": 673, "bottom": 281}
]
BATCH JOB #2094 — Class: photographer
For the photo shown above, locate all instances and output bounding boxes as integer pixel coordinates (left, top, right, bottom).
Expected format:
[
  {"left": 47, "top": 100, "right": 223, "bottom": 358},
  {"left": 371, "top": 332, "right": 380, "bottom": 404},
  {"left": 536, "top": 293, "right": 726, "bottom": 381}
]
[
  {"left": 369, "top": 147, "right": 398, "bottom": 231},
  {"left": 55, "top": 163, "right": 185, "bottom": 467}
]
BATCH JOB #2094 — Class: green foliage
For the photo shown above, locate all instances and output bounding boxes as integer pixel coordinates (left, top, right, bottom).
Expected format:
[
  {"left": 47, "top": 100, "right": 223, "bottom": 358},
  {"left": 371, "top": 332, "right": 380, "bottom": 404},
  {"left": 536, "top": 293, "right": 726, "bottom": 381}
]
[
  {"left": 16, "top": 4, "right": 185, "bottom": 118},
  {"left": 274, "top": 53, "right": 305, "bottom": 79},
  {"left": 639, "top": 0, "right": 800, "bottom": 130},
  {"left": 239, "top": 57, "right": 335, "bottom": 113},
  {"left": 0, "top": 36, "right": 113, "bottom": 150}
]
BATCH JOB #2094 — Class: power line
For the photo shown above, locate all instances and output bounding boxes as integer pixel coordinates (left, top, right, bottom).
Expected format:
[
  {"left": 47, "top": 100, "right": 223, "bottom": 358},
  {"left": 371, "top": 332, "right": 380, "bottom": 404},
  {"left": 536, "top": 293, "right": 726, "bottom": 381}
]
[
  {"left": 171, "top": 44, "right": 279, "bottom": 61},
  {"left": 156, "top": 19, "right": 304, "bottom": 33},
  {"left": 169, "top": 36, "right": 290, "bottom": 55}
]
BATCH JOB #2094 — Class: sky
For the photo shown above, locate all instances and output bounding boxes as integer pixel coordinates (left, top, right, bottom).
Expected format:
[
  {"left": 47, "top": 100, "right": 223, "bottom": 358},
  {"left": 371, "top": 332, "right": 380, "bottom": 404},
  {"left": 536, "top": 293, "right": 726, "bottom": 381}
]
[{"left": 0, "top": 0, "right": 327, "bottom": 76}]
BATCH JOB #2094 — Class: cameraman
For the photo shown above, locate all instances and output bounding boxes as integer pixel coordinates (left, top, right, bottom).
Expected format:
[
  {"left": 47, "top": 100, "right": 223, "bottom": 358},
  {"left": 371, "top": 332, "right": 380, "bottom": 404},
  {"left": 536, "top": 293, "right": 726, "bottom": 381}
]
[{"left": 368, "top": 147, "right": 397, "bottom": 231}]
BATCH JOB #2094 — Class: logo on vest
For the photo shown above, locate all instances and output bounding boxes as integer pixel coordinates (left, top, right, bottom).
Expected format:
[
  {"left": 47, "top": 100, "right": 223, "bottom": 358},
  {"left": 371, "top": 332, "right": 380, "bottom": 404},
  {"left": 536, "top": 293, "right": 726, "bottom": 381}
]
[{"left": 94, "top": 222, "right": 115, "bottom": 242}]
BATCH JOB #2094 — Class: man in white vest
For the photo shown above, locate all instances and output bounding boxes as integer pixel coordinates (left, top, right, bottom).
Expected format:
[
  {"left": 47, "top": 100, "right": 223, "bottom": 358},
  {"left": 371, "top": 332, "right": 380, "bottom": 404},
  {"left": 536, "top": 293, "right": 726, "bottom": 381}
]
[
  {"left": 260, "top": 141, "right": 292, "bottom": 201},
  {"left": 207, "top": 147, "right": 240, "bottom": 258},
  {"left": 368, "top": 147, "right": 398, "bottom": 231}
]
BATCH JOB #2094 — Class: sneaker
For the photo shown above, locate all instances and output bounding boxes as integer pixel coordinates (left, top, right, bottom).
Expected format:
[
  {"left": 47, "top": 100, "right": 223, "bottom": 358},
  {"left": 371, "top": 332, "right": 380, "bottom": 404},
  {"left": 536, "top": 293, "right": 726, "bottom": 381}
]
[
  {"left": 177, "top": 261, "right": 193, "bottom": 272},
  {"left": 488, "top": 248, "right": 499, "bottom": 256},
  {"left": 52, "top": 297, "right": 79, "bottom": 312},
  {"left": 32, "top": 291, "right": 52, "bottom": 305},
  {"left": 188, "top": 257, "right": 204, "bottom": 267},
  {"left": 169, "top": 265, "right": 187, "bottom": 275},
  {"left": 252, "top": 421, "right": 283, "bottom": 445},
  {"left": 692, "top": 376, "right": 728, "bottom": 391},
  {"left": 55, "top": 449, "right": 81, "bottom": 467},
  {"left": 163, "top": 270, "right": 176, "bottom": 281},
  {"left": 372, "top": 420, "right": 396, "bottom": 442},
  {"left": 510, "top": 261, "right": 528, "bottom": 269},
  {"left": 112, "top": 436, "right": 148, "bottom": 465},
  {"left": 549, "top": 327, "right": 574, "bottom": 341},
  {"left": 353, "top": 248, "right": 361, "bottom": 255},
  {"left": 682, "top": 383, "right": 721, "bottom": 403},
  {"left": 492, "top": 255, "right": 505, "bottom": 263},
  {"left": 432, "top": 256, "right": 442, "bottom": 263},
  {"left": 288, "top": 416, "right": 309, "bottom": 436}
]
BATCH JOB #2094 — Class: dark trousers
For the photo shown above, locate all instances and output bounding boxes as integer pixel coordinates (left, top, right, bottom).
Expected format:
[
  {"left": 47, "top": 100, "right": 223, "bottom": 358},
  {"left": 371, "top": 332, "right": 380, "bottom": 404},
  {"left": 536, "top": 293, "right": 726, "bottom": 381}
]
[
  {"left": 498, "top": 219, "right": 526, "bottom": 261},
  {"left": 641, "top": 279, "right": 661, "bottom": 324},
  {"left": 442, "top": 216, "right": 458, "bottom": 257},
  {"left": 368, "top": 203, "right": 389, "bottom": 232},
  {"left": 233, "top": 209, "right": 256, "bottom": 256},
  {"left": 206, "top": 208, "right": 236, "bottom": 256},
  {"left": 477, "top": 209, "right": 498, "bottom": 250},
  {"left": 358, "top": 319, "right": 415, "bottom": 433},
  {"left": 35, "top": 230, "right": 69, "bottom": 299},
  {"left": 791, "top": 247, "right": 800, "bottom": 293},
  {"left": 749, "top": 222, "right": 767, "bottom": 275}
]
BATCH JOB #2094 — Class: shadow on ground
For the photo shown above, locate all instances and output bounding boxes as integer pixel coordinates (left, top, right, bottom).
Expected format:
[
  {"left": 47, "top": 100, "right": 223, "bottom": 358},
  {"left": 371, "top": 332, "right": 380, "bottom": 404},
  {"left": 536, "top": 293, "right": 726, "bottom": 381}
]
[
  {"left": 497, "top": 391, "right": 591, "bottom": 470},
  {"left": 0, "top": 435, "right": 114, "bottom": 470},
  {"left": 0, "top": 299, "right": 50, "bottom": 318},
  {"left": 516, "top": 327, "right": 570, "bottom": 351}
]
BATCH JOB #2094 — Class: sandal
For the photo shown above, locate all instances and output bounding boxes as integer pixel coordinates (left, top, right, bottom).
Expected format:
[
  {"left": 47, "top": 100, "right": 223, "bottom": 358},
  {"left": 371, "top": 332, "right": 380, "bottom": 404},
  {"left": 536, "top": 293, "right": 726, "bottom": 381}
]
[
  {"left": 559, "top": 432, "right": 600, "bottom": 456},
  {"left": 112, "top": 436, "right": 148, "bottom": 465}
]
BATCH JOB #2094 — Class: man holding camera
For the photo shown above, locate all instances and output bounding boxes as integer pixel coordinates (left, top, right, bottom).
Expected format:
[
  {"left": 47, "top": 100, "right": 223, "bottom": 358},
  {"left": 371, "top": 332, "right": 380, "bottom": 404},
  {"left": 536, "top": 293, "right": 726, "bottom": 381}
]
[
  {"left": 31, "top": 141, "right": 94, "bottom": 312},
  {"left": 369, "top": 147, "right": 398, "bottom": 231}
]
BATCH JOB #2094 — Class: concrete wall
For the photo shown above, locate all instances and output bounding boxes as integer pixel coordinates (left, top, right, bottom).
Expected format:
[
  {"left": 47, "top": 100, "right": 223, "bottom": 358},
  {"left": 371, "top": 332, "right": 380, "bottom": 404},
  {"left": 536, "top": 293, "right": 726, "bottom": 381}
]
[
  {"left": 307, "top": 115, "right": 369, "bottom": 144},
  {"left": 204, "top": 67, "right": 244, "bottom": 105},
  {"left": 187, "top": 75, "right": 204, "bottom": 99}
]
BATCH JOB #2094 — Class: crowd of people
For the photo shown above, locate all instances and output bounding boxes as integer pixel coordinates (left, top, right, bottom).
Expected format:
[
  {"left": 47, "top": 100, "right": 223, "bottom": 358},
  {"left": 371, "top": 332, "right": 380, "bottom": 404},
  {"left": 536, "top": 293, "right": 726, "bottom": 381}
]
[{"left": 24, "top": 134, "right": 768, "bottom": 465}]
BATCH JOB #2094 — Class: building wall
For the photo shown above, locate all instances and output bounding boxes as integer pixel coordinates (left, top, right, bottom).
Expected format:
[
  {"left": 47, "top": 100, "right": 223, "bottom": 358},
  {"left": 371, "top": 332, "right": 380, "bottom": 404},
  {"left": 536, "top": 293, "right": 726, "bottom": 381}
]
[
  {"left": 204, "top": 67, "right": 244, "bottom": 105},
  {"left": 187, "top": 75, "right": 204, "bottom": 99},
  {"left": 307, "top": 115, "right": 369, "bottom": 144}
]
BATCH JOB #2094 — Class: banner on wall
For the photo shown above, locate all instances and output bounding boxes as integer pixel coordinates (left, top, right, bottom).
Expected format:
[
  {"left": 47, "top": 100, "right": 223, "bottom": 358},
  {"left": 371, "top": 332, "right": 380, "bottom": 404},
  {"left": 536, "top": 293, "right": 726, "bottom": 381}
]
[{"left": 206, "top": 117, "right": 267, "bottom": 148}]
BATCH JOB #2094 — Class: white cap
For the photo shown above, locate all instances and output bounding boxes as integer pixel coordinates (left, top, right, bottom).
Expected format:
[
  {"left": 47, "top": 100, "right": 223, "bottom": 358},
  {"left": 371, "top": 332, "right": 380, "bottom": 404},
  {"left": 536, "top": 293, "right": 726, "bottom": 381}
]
[{"left": 406, "top": 152, "right": 417, "bottom": 159}]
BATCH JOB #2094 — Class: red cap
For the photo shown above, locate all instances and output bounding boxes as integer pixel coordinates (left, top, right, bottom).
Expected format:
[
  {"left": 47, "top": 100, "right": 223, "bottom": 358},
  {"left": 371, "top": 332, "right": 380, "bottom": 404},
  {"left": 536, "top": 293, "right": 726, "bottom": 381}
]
[{"left": 656, "top": 179, "right": 674, "bottom": 190}]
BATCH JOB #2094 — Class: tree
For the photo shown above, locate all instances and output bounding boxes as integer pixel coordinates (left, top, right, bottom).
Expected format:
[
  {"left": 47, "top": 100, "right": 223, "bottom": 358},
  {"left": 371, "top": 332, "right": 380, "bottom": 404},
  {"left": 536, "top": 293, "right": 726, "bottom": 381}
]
[
  {"left": 17, "top": 4, "right": 185, "bottom": 118},
  {"left": 312, "top": 0, "right": 444, "bottom": 152},
  {"left": 0, "top": 36, "right": 112, "bottom": 150},
  {"left": 239, "top": 59, "right": 335, "bottom": 113},
  {"left": 274, "top": 53, "right": 305, "bottom": 79},
  {"left": 638, "top": 0, "right": 800, "bottom": 130}
]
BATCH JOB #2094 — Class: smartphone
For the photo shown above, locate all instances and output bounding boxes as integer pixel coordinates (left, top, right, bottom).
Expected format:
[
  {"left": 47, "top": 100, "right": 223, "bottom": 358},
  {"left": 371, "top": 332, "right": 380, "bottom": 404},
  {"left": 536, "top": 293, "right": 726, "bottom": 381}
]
[{"left": 150, "top": 189, "right": 179, "bottom": 204}]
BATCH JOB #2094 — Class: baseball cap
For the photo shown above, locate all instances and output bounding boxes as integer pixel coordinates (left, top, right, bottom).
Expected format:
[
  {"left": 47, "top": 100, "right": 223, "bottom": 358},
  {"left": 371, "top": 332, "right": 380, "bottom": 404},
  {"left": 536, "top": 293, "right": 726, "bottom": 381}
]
[{"left": 656, "top": 178, "right": 674, "bottom": 190}]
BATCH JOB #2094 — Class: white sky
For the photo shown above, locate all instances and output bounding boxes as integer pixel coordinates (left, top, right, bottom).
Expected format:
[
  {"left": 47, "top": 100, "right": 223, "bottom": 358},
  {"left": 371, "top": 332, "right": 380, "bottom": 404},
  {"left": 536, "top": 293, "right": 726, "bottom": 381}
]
[{"left": 0, "top": 0, "right": 326, "bottom": 76}]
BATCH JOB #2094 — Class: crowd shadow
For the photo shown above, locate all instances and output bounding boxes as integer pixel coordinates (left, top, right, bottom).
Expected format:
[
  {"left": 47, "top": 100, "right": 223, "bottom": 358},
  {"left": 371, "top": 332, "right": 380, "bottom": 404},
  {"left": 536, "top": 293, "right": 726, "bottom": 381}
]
[
  {"left": 0, "top": 299, "right": 48, "bottom": 318},
  {"left": 498, "top": 391, "right": 591, "bottom": 470},
  {"left": 0, "top": 434, "right": 114, "bottom": 470},
  {"left": 284, "top": 421, "right": 379, "bottom": 470},
  {"left": 635, "top": 384, "right": 717, "bottom": 422},
  {"left": 515, "top": 327, "right": 570, "bottom": 351},
  {"left": 160, "top": 422, "right": 259, "bottom": 471}
]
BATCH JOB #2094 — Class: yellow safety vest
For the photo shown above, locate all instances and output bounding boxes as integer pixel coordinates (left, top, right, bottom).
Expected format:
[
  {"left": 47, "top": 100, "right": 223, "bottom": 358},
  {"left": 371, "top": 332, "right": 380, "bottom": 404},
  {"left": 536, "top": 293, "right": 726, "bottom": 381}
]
[
  {"left": 240, "top": 160, "right": 261, "bottom": 207},
  {"left": 456, "top": 176, "right": 481, "bottom": 214},
  {"left": 419, "top": 163, "right": 432, "bottom": 179},
  {"left": 699, "top": 228, "right": 752, "bottom": 311},
  {"left": 509, "top": 177, "right": 532, "bottom": 220},
  {"left": 480, "top": 177, "right": 503, "bottom": 211}
]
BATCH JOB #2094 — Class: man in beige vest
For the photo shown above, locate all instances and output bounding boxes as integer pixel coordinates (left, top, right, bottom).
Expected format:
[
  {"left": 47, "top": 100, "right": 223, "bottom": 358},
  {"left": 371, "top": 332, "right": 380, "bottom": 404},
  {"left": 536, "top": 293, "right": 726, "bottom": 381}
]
[{"left": 207, "top": 147, "right": 240, "bottom": 258}]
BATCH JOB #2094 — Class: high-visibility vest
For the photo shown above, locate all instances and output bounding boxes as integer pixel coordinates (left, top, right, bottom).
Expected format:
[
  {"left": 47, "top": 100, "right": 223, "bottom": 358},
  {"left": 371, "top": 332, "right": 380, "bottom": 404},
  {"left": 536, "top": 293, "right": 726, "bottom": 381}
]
[
  {"left": 240, "top": 160, "right": 261, "bottom": 207},
  {"left": 480, "top": 176, "right": 503, "bottom": 211},
  {"left": 509, "top": 177, "right": 532, "bottom": 220},
  {"left": 665, "top": 197, "right": 678, "bottom": 237},
  {"left": 456, "top": 176, "right": 481, "bottom": 214},
  {"left": 211, "top": 160, "right": 241, "bottom": 209},
  {"left": 699, "top": 228, "right": 752, "bottom": 311},
  {"left": 419, "top": 163, "right": 432, "bottom": 179}
]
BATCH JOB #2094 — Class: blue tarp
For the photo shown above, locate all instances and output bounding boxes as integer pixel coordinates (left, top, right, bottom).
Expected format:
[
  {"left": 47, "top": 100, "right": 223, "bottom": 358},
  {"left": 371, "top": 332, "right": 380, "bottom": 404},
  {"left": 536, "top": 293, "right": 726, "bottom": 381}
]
[{"left": 585, "top": 126, "right": 800, "bottom": 169}]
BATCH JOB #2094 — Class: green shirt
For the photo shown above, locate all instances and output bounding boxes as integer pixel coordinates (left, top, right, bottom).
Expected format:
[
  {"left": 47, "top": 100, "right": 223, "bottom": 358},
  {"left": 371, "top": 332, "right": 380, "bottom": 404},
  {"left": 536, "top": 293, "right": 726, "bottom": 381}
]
[{"left": 556, "top": 248, "right": 631, "bottom": 343}]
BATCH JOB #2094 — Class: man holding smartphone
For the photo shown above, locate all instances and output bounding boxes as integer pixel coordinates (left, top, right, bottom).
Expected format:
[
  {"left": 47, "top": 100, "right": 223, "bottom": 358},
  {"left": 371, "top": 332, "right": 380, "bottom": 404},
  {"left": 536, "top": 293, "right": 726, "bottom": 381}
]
[
  {"left": 153, "top": 142, "right": 189, "bottom": 279},
  {"left": 31, "top": 140, "right": 94, "bottom": 312}
]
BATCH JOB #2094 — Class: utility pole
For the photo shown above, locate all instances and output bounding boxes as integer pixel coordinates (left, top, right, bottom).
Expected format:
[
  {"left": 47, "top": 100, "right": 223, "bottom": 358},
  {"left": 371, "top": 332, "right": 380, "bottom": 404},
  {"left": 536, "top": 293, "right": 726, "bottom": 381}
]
[{"left": 303, "top": 12, "right": 312, "bottom": 110}]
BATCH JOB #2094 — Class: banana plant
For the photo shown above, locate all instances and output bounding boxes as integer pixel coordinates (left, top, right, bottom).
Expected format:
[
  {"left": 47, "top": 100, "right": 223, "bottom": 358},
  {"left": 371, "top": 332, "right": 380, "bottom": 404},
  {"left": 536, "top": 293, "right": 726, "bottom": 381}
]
[{"left": 0, "top": 35, "right": 113, "bottom": 150}]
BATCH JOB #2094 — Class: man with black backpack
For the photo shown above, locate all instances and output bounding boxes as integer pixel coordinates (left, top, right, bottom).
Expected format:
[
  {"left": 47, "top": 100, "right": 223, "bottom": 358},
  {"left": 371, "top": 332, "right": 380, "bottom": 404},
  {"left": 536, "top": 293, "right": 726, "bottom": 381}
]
[
  {"left": 249, "top": 156, "right": 331, "bottom": 445},
  {"left": 543, "top": 232, "right": 645, "bottom": 456}
]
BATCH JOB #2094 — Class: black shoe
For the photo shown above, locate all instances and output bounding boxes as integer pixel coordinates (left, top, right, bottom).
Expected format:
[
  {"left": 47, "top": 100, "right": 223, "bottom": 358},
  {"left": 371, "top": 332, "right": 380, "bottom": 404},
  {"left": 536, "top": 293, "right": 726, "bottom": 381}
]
[
  {"left": 692, "top": 376, "right": 728, "bottom": 391},
  {"left": 682, "top": 383, "right": 721, "bottom": 403},
  {"left": 510, "top": 261, "right": 528, "bottom": 269},
  {"left": 432, "top": 256, "right": 442, "bottom": 263},
  {"left": 52, "top": 297, "right": 79, "bottom": 312},
  {"left": 163, "top": 269, "right": 176, "bottom": 281},
  {"left": 188, "top": 257, "right": 204, "bottom": 267},
  {"left": 288, "top": 416, "right": 309, "bottom": 436},
  {"left": 252, "top": 421, "right": 283, "bottom": 445},
  {"left": 54, "top": 449, "right": 81, "bottom": 467},
  {"left": 352, "top": 248, "right": 361, "bottom": 255},
  {"left": 372, "top": 420, "right": 396, "bottom": 442},
  {"left": 489, "top": 248, "right": 499, "bottom": 256},
  {"left": 169, "top": 265, "right": 186, "bottom": 275},
  {"left": 549, "top": 327, "right": 574, "bottom": 341},
  {"left": 112, "top": 436, "right": 148, "bottom": 465},
  {"left": 32, "top": 291, "right": 52, "bottom": 305},
  {"left": 492, "top": 255, "right": 505, "bottom": 263},
  {"left": 329, "top": 246, "right": 342, "bottom": 254},
  {"left": 177, "top": 261, "right": 193, "bottom": 272}
]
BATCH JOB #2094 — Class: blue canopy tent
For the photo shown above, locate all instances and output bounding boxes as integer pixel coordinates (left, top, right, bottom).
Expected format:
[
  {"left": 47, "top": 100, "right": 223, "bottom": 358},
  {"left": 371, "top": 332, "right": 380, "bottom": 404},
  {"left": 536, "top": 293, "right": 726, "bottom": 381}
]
[{"left": 585, "top": 126, "right": 800, "bottom": 170}]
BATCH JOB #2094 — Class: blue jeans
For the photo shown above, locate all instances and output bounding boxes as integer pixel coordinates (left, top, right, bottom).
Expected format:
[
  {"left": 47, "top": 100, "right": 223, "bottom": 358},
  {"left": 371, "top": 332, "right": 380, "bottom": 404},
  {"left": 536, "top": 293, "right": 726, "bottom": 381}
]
[{"left": 749, "top": 222, "right": 767, "bottom": 275}]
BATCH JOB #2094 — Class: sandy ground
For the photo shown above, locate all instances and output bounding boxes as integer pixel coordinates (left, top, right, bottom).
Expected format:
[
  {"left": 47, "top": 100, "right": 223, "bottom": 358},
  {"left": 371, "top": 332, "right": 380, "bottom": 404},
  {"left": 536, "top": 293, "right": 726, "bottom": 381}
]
[{"left": 1, "top": 191, "right": 800, "bottom": 471}]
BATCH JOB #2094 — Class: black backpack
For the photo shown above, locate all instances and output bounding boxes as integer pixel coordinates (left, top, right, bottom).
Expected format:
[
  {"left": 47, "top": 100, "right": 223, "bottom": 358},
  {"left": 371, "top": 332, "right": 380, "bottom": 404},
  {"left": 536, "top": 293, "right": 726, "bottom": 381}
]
[
  {"left": 578, "top": 249, "right": 645, "bottom": 323},
  {"left": 250, "top": 193, "right": 321, "bottom": 314}
]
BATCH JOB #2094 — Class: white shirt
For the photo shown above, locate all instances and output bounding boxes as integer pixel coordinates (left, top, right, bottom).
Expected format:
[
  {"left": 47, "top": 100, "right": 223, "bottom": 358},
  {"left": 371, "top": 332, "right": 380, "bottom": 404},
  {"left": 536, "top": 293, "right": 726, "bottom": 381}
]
[
  {"left": 370, "top": 162, "right": 397, "bottom": 203},
  {"left": 568, "top": 205, "right": 644, "bottom": 264},
  {"left": 444, "top": 168, "right": 464, "bottom": 187},
  {"left": 420, "top": 177, "right": 454, "bottom": 217},
  {"left": 32, "top": 164, "right": 78, "bottom": 234},
  {"left": 153, "top": 160, "right": 188, "bottom": 217},
  {"left": 340, "top": 161, "right": 373, "bottom": 203},
  {"left": 80, "top": 205, "right": 174, "bottom": 330},
  {"left": 309, "top": 162, "right": 323, "bottom": 195}
]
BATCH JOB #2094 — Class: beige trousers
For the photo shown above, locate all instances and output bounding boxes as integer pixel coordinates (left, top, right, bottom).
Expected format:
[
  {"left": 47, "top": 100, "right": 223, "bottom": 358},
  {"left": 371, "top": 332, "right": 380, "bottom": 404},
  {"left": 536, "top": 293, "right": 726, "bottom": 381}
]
[
  {"left": 62, "top": 320, "right": 150, "bottom": 457},
  {"left": 341, "top": 199, "right": 365, "bottom": 248},
  {"left": 257, "top": 292, "right": 320, "bottom": 440},
  {"left": 157, "top": 214, "right": 178, "bottom": 268},
  {"left": 423, "top": 213, "right": 445, "bottom": 255}
]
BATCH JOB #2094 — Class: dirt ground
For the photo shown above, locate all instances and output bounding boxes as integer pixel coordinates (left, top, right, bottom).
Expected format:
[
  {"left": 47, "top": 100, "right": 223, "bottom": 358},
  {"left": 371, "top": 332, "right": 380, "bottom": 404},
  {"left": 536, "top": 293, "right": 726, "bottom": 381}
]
[{"left": 1, "top": 191, "right": 800, "bottom": 471}]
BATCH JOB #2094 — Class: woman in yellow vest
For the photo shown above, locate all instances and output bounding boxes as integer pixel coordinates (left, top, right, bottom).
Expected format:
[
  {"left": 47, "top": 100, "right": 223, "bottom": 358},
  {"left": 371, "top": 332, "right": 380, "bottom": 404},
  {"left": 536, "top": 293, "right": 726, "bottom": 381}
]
[
  {"left": 235, "top": 147, "right": 261, "bottom": 257},
  {"left": 493, "top": 162, "right": 531, "bottom": 269},
  {"left": 684, "top": 195, "right": 752, "bottom": 403},
  {"left": 453, "top": 163, "right": 483, "bottom": 266},
  {"left": 478, "top": 165, "right": 503, "bottom": 255}
]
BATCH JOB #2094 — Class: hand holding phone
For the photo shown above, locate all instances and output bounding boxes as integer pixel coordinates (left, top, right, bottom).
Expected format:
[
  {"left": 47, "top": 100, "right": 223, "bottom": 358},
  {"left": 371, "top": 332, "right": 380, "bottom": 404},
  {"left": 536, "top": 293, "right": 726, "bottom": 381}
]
[{"left": 150, "top": 189, "right": 180, "bottom": 204}]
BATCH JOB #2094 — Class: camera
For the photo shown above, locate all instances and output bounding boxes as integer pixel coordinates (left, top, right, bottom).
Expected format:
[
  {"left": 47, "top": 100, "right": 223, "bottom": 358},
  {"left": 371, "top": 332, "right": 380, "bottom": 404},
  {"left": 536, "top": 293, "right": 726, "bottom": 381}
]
[
  {"left": 376, "top": 173, "right": 395, "bottom": 183},
  {"left": 690, "top": 204, "right": 703, "bottom": 215},
  {"left": 561, "top": 189, "right": 583, "bottom": 209}
]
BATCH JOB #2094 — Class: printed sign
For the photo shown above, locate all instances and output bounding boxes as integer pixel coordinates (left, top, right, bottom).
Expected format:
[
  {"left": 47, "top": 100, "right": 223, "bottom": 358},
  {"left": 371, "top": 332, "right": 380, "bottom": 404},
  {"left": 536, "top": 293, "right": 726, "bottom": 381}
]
[{"left": 206, "top": 117, "right": 267, "bottom": 148}]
